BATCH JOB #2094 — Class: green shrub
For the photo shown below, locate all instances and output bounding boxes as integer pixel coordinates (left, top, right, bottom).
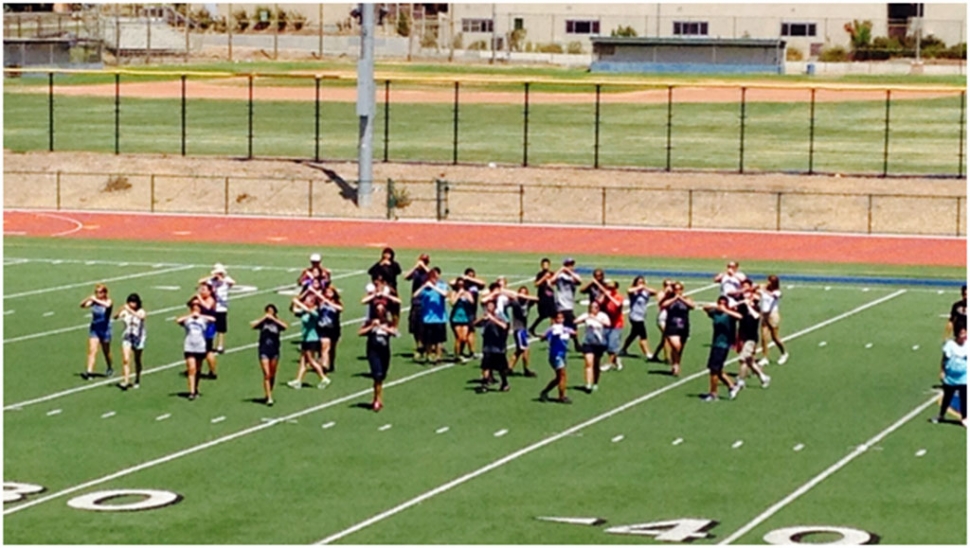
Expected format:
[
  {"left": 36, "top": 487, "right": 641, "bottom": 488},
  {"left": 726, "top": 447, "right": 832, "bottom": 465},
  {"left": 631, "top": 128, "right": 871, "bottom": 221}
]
[
  {"left": 786, "top": 47, "right": 803, "bottom": 61},
  {"left": 232, "top": 9, "right": 248, "bottom": 31},
  {"left": 536, "top": 42, "right": 564, "bottom": 54},
  {"left": 610, "top": 25, "right": 637, "bottom": 37},
  {"left": 468, "top": 40, "right": 488, "bottom": 51},
  {"left": 508, "top": 28, "right": 527, "bottom": 52},
  {"left": 818, "top": 45, "right": 849, "bottom": 62},
  {"left": 566, "top": 41, "right": 583, "bottom": 54},
  {"left": 396, "top": 9, "right": 411, "bottom": 37},
  {"left": 451, "top": 33, "right": 463, "bottom": 50}
]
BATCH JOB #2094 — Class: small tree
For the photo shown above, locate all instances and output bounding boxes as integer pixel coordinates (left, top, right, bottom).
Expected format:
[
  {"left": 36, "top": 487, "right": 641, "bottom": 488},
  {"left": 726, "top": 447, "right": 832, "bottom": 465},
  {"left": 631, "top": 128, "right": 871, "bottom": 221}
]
[
  {"left": 508, "top": 28, "right": 527, "bottom": 52},
  {"left": 843, "top": 19, "right": 873, "bottom": 53},
  {"left": 396, "top": 9, "right": 411, "bottom": 37},
  {"left": 610, "top": 25, "right": 637, "bottom": 37}
]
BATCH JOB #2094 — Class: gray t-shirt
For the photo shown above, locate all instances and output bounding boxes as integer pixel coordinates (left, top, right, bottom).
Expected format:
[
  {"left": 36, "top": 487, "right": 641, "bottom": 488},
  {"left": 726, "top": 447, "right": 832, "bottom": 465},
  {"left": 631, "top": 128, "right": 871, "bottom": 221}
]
[
  {"left": 183, "top": 316, "right": 210, "bottom": 353},
  {"left": 555, "top": 272, "right": 577, "bottom": 312},
  {"left": 628, "top": 289, "right": 650, "bottom": 322}
]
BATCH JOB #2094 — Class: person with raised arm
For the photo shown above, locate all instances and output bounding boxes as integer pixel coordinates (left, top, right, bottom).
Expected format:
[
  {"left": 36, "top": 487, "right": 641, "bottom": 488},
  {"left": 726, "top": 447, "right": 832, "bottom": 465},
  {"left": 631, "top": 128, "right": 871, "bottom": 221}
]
[
  {"left": 448, "top": 277, "right": 476, "bottom": 362},
  {"left": 701, "top": 296, "right": 744, "bottom": 402},
  {"left": 251, "top": 304, "right": 287, "bottom": 406},
  {"left": 297, "top": 253, "right": 330, "bottom": 290},
  {"left": 575, "top": 300, "right": 611, "bottom": 394},
  {"left": 315, "top": 285, "right": 344, "bottom": 374},
  {"left": 114, "top": 293, "right": 146, "bottom": 390},
  {"left": 648, "top": 279, "right": 675, "bottom": 364},
  {"left": 659, "top": 281, "right": 695, "bottom": 377},
  {"left": 932, "top": 326, "right": 967, "bottom": 427},
  {"left": 404, "top": 253, "right": 432, "bottom": 360},
  {"left": 736, "top": 284, "right": 770, "bottom": 389},
  {"left": 359, "top": 303, "right": 398, "bottom": 412},
  {"left": 600, "top": 280, "right": 626, "bottom": 373},
  {"left": 367, "top": 247, "right": 402, "bottom": 325},
  {"left": 758, "top": 274, "right": 789, "bottom": 366},
  {"left": 508, "top": 286, "right": 539, "bottom": 378},
  {"left": 528, "top": 258, "right": 557, "bottom": 337},
  {"left": 554, "top": 258, "right": 583, "bottom": 352},
  {"left": 200, "top": 263, "right": 236, "bottom": 354},
  {"left": 620, "top": 276, "right": 659, "bottom": 360},
  {"left": 188, "top": 282, "right": 219, "bottom": 380},
  {"left": 714, "top": 260, "right": 747, "bottom": 306},
  {"left": 80, "top": 284, "right": 114, "bottom": 380},
  {"left": 286, "top": 293, "right": 331, "bottom": 390},
  {"left": 474, "top": 299, "right": 512, "bottom": 393},
  {"left": 414, "top": 266, "right": 449, "bottom": 365},
  {"left": 539, "top": 312, "right": 575, "bottom": 404},
  {"left": 175, "top": 301, "right": 215, "bottom": 401}
]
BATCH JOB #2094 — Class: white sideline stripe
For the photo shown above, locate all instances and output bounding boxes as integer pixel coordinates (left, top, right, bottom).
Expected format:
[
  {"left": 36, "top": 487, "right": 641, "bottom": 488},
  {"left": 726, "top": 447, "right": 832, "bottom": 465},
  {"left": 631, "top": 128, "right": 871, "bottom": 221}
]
[
  {"left": 2, "top": 363, "right": 459, "bottom": 517},
  {"left": 4, "top": 265, "right": 194, "bottom": 300},
  {"left": 3, "top": 256, "right": 362, "bottom": 274},
  {"left": 717, "top": 393, "right": 939, "bottom": 545},
  {"left": 313, "top": 289, "right": 906, "bottom": 545},
  {"left": 3, "top": 269, "right": 366, "bottom": 345}
]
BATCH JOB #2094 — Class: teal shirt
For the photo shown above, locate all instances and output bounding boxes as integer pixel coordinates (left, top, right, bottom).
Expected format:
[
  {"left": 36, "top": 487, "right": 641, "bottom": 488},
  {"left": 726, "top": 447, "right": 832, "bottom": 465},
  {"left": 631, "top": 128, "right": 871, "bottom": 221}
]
[
  {"left": 708, "top": 309, "right": 736, "bottom": 349},
  {"left": 300, "top": 310, "right": 320, "bottom": 343},
  {"left": 942, "top": 339, "right": 967, "bottom": 385}
]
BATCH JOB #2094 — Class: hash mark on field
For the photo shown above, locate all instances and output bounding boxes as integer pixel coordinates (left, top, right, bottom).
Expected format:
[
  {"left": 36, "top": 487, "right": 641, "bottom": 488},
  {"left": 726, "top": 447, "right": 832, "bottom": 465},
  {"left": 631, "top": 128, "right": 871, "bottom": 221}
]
[
  {"left": 824, "top": 286, "right": 831, "bottom": 291},
  {"left": 152, "top": 286, "right": 181, "bottom": 291},
  {"left": 5, "top": 310, "right": 14, "bottom": 315},
  {"left": 732, "top": 440, "right": 744, "bottom": 449},
  {"left": 378, "top": 424, "right": 392, "bottom": 432},
  {"left": 288, "top": 268, "right": 300, "bottom": 273},
  {"left": 252, "top": 267, "right": 263, "bottom": 272},
  {"left": 322, "top": 421, "right": 336, "bottom": 429},
  {"left": 862, "top": 287, "right": 871, "bottom": 292},
  {"left": 51, "top": 260, "right": 63, "bottom": 265},
  {"left": 118, "top": 262, "right": 129, "bottom": 267},
  {"left": 286, "top": 419, "right": 299, "bottom": 424},
  {"left": 42, "top": 311, "right": 54, "bottom": 317},
  {"left": 211, "top": 416, "right": 226, "bottom": 424},
  {"left": 672, "top": 438, "right": 684, "bottom": 445},
  {"left": 793, "top": 443, "right": 805, "bottom": 452},
  {"left": 46, "top": 409, "right": 62, "bottom": 416},
  {"left": 155, "top": 414, "right": 171, "bottom": 421},
  {"left": 611, "top": 435, "right": 625, "bottom": 443},
  {"left": 101, "top": 411, "right": 116, "bottom": 419},
  {"left": 165, "top": 316, "right": 177, "bottom": 321},
  {"left": 435, "top": 426, "right": 450, "bottom": 434},
  {"left": 911, "top": 344, "right": 920, "bottom": 351},
  {"left": 818, "top": 341, "right": 827, "bottom": 347},
  {"left": 494, "top": 429, "right": 509, "bottom": 437},
  {"left": 865, "top": 342, "right": 873, "bottom": 349},
  {"left": 937, "top": 290, "right": 945, "bottom": 295},
  {"left": 915, "top": 449, "right": 927, "bottom": 457}
]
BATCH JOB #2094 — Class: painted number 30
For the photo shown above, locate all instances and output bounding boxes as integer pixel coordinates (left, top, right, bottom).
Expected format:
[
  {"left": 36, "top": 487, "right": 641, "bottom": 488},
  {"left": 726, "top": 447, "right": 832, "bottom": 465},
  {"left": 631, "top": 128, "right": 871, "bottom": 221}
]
[
  {"left": 605, "top": 518, "right": 876, "bottom": 545},
  {"left": 4, "top": 482, "right": 181, "bottom": 512}
]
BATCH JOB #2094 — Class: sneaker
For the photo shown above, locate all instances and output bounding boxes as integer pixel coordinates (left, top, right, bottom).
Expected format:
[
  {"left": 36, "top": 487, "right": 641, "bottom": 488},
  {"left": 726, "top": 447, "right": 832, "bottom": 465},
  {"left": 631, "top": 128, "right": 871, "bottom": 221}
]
[
  {"left": 645, "top": 353, "right": 654, "bottom": 361},
  {"left": 216, "top": 347, "right": 225, "bottom": 354},
  {"left": 930, "top": 416, "right": 943, "bottom": 424},
  {"left": 373, "top": 401, "right": 383, "bottom": 412},
  {"left": 729, "top": 382, "right": 744, "bottom": 400},
  {"left": 761, "top": 375, "right": 771, "bottom": 389},
  {"left": 539, "top": 391, "right": 550, "bottom": 402},
  {"left": 475, "top": 385, "right": 489, "bottom": 394},
  {"left": 524, "top": 369, "right": 537, "bottom": 378},
  {"left": 500, "top": 384, "right": 510, "bottom": 392},
  {"left": 105, "top": 368, "right": 114, "bottom": 378},
  {"left": 757, "top": 358, "right": 770, "bottom": 367},
  {"left": 701, "top": 393, "right": 718, "bottom": 402},
  {"left": 592, "top": 384, "right": 599, "bottom": 392},
  {"left": 188, "top": 392, "right": 198, "bottom": 401},
  {"left": 557, "top": 396, "right": 573, "bottom": 404},
  {"left": 616, "top": 359, "right": 624, "bottom": 371},
  {"left": 266, "top": 398, "right": 274, "bottom": 407},
  {"left": 585, "top": 384, "right": 592, "bottom": 393},
  {"left": 209, "top": 373, "right": 218, "bottom": 381},
  {"left": 287, "top": 380, "right": 302, "bottom": 390},
  {"left": 80, "top": 372, "right": 91, "bottom": 381},
  {"left": 777, "top": 353, "right": 790, "bottom": 365},
  {"left": 599, "top": 363, "right": 613, "bottom": 372},
  {"left": 317, "top": 378, "right": 332, "bottom": 389},
  {"left": 118, "top": 382, "right": 129, "bottom": 391},
  {"left": 133, "top": 382, "right": 140, "bottom": 389}
]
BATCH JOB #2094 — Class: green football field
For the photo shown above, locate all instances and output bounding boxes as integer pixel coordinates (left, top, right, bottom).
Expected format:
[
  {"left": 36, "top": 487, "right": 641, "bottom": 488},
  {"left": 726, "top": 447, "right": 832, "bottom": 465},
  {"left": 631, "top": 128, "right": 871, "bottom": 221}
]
[{"left": 2, "top": 237, "right": 966, "bottom": 544}]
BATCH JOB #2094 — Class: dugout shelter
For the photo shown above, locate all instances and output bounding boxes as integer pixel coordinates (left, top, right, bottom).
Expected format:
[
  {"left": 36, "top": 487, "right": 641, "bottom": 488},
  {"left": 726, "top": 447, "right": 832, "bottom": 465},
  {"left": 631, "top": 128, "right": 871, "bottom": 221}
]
[{"left": 590, "top": 37, "right": 786, "bottom": 74}]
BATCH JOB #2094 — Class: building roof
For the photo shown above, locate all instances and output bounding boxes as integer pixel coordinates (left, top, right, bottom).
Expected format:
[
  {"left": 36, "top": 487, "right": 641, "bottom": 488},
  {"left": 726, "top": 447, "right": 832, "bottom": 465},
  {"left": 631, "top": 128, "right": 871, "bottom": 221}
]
[{"left": 591, "top": 37, "right": 786, "bottom": 48}]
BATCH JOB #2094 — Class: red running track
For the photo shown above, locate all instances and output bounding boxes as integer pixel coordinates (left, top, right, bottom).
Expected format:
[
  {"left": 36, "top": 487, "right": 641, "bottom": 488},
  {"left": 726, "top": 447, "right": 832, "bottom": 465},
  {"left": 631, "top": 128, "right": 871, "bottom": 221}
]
[{"left": 3, "top": 209, "right": 966, "bottom": 268}]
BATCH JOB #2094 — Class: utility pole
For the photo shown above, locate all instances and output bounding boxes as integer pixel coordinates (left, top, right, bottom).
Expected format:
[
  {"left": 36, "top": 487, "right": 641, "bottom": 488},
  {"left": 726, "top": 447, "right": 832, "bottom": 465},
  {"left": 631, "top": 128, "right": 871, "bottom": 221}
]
[
  {"left": 490, "top": 3, "right": 496, "bottom": 64},
  {"left": 357, "top": 3, "right": 375, "bottom": 208}
]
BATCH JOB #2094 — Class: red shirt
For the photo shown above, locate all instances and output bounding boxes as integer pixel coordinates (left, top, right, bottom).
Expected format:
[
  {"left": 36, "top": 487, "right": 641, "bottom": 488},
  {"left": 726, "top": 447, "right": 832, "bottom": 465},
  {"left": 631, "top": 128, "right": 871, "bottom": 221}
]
[{"left": 603, "top": 290, "right": 624, "bottom": 329}]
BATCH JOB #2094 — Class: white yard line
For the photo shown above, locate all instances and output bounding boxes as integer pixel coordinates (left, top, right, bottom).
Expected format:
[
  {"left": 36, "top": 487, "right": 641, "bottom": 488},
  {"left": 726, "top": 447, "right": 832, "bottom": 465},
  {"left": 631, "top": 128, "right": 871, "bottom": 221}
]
[
  {"left": 313, "top": 289, "right": 906, "bottom": 545},
  {"left": 717, "top": 394, "right": 939, "bottom": 545},
  {"left": 4, "top": 265, "right": 195, "bottom": 300},
  {"left": 3, "top": 256, "right": 362, "bottom": 274}
]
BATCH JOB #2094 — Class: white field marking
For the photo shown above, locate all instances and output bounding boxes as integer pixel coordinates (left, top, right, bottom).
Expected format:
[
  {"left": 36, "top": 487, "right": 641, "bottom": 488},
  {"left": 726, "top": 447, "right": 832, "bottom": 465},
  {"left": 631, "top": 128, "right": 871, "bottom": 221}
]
[
  {"left": 313, "top": 289, "right": 906, "bottom": 545},
  {"left": 152, "top": 285, "right": 181, "bottom": 291},
  {"left": 435, "top": 426, "right": 450, "bottom": 434},
  {"left": 118, "top": 262, "right": 129, "bottom": 267},
  {"left": 4, "top": 231, "right": 28, "bottom": 236},
  {"left": 51, "top": 260, "right": 64, "bottom": 265},
  {"left": 824, "top": 286, "right": 831, "bottom": 291},
  {"left": 211, "top": 416, "right": 226, "bottom": 424},
  {"left": 938, "top": 289, "right": 946, "bottom": 294},
  {"left": 379, "top": 424, "right": 392, "bottom": 432},
  {"left": 85, "top": 260, "right": 97, "bottom": 265},
  {"left": 536, "top": 516, "right": 606, "bottom": 526},
  {"left": 164, "top": 316, "right": 177, "bottom": 321},
  {"left": 155, "top": 414, "right": 171, "bottom": 421},
  {"left": 100, "top": 411, "right": 116, "bottom": 419},
  {"left": 42, "top": 311, "right": 54, "bottom": 317},
  {"left": 786, "top": 285, "right": 794, "bottom": 289},
  {"left": 865, "top": 343, "right": 873, "bottom": 349},
  {"left": 732, "top": 440, "right": 744, "bottom": 449},
  {"left": 493, "top": 429, "right": 509, "bottom": 437},
  {"left": 1, "top": 361, "right": 462, "bottom": 518},
  {"left": 611, "top": 435, "right": 625, "bottom": 443},
  {"left": 672, "top": 438, "right": 684, "bottom": 446},
  {"left": 912, "top": 345, "right": 920, "bottom": 351},
  {"left": 793, "top": 443, "right": 805, "bottom": 452},
  {"left": 322, "top": 421, "right": 336, "bottom": 429},
  {"left": 818, "top": 341, "right": 827, "bottom": 347},
  {"left": 252, "top": 267, "right": 263, "bottom": 272},
  {"left": 3, "top": 256, "right": 361, "bottom": 275},
  {"left": 717, "top": 393, "right": 938, "bottom": 545},
  {"left": 285, "top": 419, "right": 299, "bottom": 424},
  {"left": 3, "top": 268, "right": 365, "bottom": 345},
  {"left": 4, "top": 258, "right": 29, "bottom": 265},
  {"left": 5, "top": 310, "right": 14, "bottom": 315},
  {"left": 35, "top": 212, "right": 84, "bottom": 237},
  {"left": 862, "top": 287, "right": 871, "bottom": 292},
  {"left": 915, "top": 449, "right": 927, "bottom": 457},
  {"left": 4, "top": 264, "right": 194, "bottom": 300},
  {"left": 46, "top": 409, "right": 62, "bottom": 416}
]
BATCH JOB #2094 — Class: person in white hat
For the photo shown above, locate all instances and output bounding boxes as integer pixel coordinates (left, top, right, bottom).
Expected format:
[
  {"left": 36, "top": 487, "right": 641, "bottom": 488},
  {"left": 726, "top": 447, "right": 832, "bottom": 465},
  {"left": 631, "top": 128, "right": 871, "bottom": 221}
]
[
  {"left": 200, "top": 263, "right": 236, "bottom": 354},
  {"left": 298, "top": 253, "right": 330, "bottom": 290}
]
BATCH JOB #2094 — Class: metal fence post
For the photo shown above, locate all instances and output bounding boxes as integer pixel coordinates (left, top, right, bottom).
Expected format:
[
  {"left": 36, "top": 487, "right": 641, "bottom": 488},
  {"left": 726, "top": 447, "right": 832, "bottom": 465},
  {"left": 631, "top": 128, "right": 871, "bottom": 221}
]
[
  {"left": 314, "top": 77, "right": 321, "bottom": 162},
  {"left": 882, "top": 89, "right": 891, "bottom": 177},
  {"left": 224, "top": 177, "right": 230, "bottom": 214},
  {"left": 56, "top": 170, "right": 61, "bottom": 210},
  {"left": 180, "top": 74, "right": 187, "bottom": 156},
  {"left": 775, "top": 192, "right": 782, "bottom": 231},
  {"left": 959, "top": 90, "right": 966, "bottom": 178},
  {"left": 687, "top": 189, "right": 693, "bottom": 228},
  {"left": 114, "top": 72, "right": 120, "bottom": 154},
  {"left": 600, "top": 187, "right": 607, "bottom": 225},
  {"left": 808, "top": 88, "right": 816, "bottom": 175},
  {"left": 738, "top": 86, "right": 746, "bottom": 173},
  {"left": 308, "top": 179, "right": 314, "bottom": 217},
  {"left": 247, "top": 74, "right": 254, "bottom": 159},
  {"left": 150, "top": 174, "right": 155, "bottom": 212},
  {"left": 519, "top": 184, "right": 525, "bottom": 223},
  {"left": 665, "top": 85, "right": 673, "bottom": 171},
  {"left": 523, "top": 82, "right": 530, "bottom": 167},
  {"left": 386, "top": 178, "right": 394, "bottom": 220},
  {"left": 452, "top": 81, "right": 459, "bottom": 165},
  {"left": 867, "top": 194, "right": 874, "bottom": 233},
  {"left": 48, "top": 72, "right": 54, "bottom": 152},
  {"left": 382, "top": 80, "right": 390, "bottom": 162},
  {"left": 594, "top": 84, "right": 601, "bottom": 169}
]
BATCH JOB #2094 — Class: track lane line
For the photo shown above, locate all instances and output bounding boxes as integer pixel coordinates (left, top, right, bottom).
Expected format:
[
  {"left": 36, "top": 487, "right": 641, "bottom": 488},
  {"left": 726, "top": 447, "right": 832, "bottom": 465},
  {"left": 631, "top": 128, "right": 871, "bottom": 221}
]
[
  {"left": 717, "top": 393, "right": 939, "bottom": 545},
  {"left": 313, "top": 289, "right": 907, "bottom": 545}
]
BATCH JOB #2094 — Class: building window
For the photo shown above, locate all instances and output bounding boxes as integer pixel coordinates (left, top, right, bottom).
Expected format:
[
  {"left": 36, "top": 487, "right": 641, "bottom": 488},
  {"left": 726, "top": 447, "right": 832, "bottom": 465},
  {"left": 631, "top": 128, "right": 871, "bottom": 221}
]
[
  {"left": 781, "top": 22, "right": 817, "bottom": 37},
  {"left": 462, "top": 18, "right": 493, "bottom": 33},
  {"left": 566, "top": 20, "right": 600, "bottom": 34},
  {"left": 673, "top": 21, "right": 708, "bottom": 36},
  {"left": 514, "top": 17, "right": 523, "bottom": 31}
]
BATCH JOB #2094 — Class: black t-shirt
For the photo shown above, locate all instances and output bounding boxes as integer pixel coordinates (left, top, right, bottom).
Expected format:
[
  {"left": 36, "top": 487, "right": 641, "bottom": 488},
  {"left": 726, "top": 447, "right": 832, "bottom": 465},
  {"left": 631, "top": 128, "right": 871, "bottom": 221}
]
[
  {"left": 369, "top": 261, "right": 402, "bottom": 290},
  {"left": 406, "top": 267, "right": 430, "bottom": 299},
  {"left": 951, "top": 298, "right": 967, "bottom": 333},
  {"left": 509, "top": 299, "right": 531, "bottom": 331},
  {"left": 667, "top": 299, "right": 691, "bottom": 331},
  {"left": 737, "top": 303, "right": 760, "bottom": 343},
  {"left": 481, "top": 319, "right": 508, "bottom": 354},
  {"left": 257, "top": 319, "right": 281, "bottom": 355},
  {"left": 535, "top": 270, "right": 555, "bottom": 303}
]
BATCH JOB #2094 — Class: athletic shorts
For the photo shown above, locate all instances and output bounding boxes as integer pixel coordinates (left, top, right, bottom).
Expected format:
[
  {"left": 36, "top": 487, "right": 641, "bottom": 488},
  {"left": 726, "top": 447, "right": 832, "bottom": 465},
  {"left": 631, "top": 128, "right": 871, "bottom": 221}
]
[
  {"left": 301, "top": 340, "right": 321, "bottom": 353},
  {"left": 664, "top": 326, "right": 689, "bottom": 341},
  {"left": 481, "top": 352, "right": 509, "bottom": 372},
  {"left": 317, "top": 326, "right": 339, "bottom": 341},
  {"left": 549, "top": 353, "right": 567, "bottom": 371},
  {"left": 537, "top": 299, "right": 557, "bottom": 319},
  {"left": 204, "top": 337, "right": 215, "bottom": 353},
  {"left": 514, "top": 329, "right": 529, "bottom": 352},
  {"left": 184, "top": 351, "right": 206, "bottom": 362},
  {"left": 89, "top": 325, "right": 111, "bottom": 343},
  {"left": 707, "top": 345, "right": 731, "bottom": 373},
  {"left": 408, "top": 302, "right": 424, "bottom": 335},
  {"left": 422, "top": 322, "right": 447, "bottom": 345},
  {"left": 258, "top": 351, "right": 280, "bottom": 361},
  {"left": 657, "top": 310, "right": 667, "bottom": 330},
  {"left": 605, "top": 328, "right": 622, "bottom": 354},
  {"left": 122, "top": 333, "right": 146, "bottom": 351},
  {"left": 762, "top": 310, "right": 781, "bottom": 329},
  {"left": 367, "top": 345, "right": 391, "bottom": 382},
  {"left": 450, "top": 320, "right": 470, "bottom": 329},
  {"left": 739, "top": 340, "right": 757, "bottom": 360},
  {"left": 215, "top": 311, "right": 228, "bottom": 334},
  {"left": 628, "top": 320, "right": 647, "bottom": 340},
  {"left": 582, "top": 343, "right": 607, "bottom": 357}
]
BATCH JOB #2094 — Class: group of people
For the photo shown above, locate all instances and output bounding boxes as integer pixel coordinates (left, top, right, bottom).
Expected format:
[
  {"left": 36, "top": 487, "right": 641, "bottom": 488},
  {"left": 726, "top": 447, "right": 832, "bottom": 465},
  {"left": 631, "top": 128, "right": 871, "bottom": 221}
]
[{"left": 76, "top": 251, "right": 967, "bottom": 425}]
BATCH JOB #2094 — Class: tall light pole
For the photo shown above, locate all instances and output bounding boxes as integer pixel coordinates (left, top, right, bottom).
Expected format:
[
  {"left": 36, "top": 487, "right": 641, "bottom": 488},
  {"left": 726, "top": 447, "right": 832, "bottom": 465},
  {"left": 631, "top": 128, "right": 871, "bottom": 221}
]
[
  {"left": 490, "top": 3, "right": 497, "bottom": 64},
  {"left": 357, "top": 3, "right": 375, "bottom": 208}
]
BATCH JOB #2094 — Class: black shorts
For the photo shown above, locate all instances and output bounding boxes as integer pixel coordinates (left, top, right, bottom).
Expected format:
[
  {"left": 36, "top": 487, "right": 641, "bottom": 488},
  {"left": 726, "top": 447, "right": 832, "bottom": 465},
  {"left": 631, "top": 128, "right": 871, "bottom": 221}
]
[
  {"left": 301, "top": 340, "right": 321, "bottom": 353},
  {"left": 408, "top": 303, "right": 424, "bottom": 336},
  {"left": 258, "top": 349, "right": 280, "bottom": 361},
  {"left": 481, "top": 352, "right": 509, "bottom": 372},
  {"left": 582, "top": 343, "right": 607, "bottom": 357},
  {"left": 367, "top": 345, "right": 391, "bottom": 382},
  {"left": 707, "top": 345, "right": 731, "bottom": 373},
  {"left": 184, "top": 351, "right": 206, "bottom": 362},
  {"left": 664, "top": 326, "right": 689, "bottom": 340},
  {"left": 560, "top": 309, "right": 576, "bottom": 330},
  {"left": 537, "top": 299, "right": 557, "bottom": 319},
  {"left": 317, "top": 326, "right": 339, "bottom": 341},
  {"left": 422, "top": 322, "right": 447, "bottom": 345},
  {"left": 215, "top": 312, "right": 228, "bottom": 334},
  {"left": 629, "top": 320, "right": 647, "bottom": 340},
  {"left": 205, "top": 337, "right": 215, "bottom": 353}
]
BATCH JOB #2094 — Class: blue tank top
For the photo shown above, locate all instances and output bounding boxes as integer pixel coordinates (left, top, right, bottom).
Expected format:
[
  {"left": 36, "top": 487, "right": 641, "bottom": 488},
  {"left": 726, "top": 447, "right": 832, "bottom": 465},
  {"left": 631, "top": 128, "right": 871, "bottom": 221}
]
[
  {"left": 90, "top": 303, "right": 112, "bottom": 330},
  {"left": 200, "top": 301, "right": 217, "bottom": 338}
]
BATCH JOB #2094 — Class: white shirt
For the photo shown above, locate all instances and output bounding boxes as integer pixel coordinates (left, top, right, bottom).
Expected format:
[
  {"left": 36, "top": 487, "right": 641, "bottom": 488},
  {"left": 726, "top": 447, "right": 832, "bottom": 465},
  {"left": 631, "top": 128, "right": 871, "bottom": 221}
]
[
  {"left": 719, "top": 271, "right": 746, "bottom": 297},
  {"left": 210, "top": 276, "right": 235, "bottom": 312},
  {"left": 579, "top": 311, "right": 611, "bottom": 346},
  {"left": 120, "top": 308, "right": 146, "bottom": 340},
  {"left": 759, "top": 289, "right": 781, "bottom": 314}
]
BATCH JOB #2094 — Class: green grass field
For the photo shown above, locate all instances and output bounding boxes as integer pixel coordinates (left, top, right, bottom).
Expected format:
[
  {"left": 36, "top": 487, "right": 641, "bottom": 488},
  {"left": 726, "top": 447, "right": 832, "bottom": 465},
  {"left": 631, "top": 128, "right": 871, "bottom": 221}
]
[
  {"left": 2, "top": 237, "right": 966, "bottom": 544},
  {"left": 3, "top": 86, "right": 965, "bottom": 176}
]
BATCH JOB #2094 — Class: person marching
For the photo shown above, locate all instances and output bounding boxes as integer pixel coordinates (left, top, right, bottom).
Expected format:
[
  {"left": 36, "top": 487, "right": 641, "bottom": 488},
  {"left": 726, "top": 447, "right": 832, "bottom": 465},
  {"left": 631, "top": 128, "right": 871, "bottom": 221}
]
[
  {"left": 932, "top": 326, "right": 968, "bottom": 427},
  {"left": 600, "top": 280, "right": 626, "bottom": 373},
  {"left": 620, "top": 276, "right": 659, "bottom": 360},
  {"left": 508, "top": 286, "right": 539, "bottom": 377},
  {"left": 554, "top": 258, "right": 583, "bottom": 352},
  {"left": 701, "top": 296, "right": 744, "bottom": 402},
  {"left": 449, "top": 277, "right": 476, "bottom": 362},
  {"left": 404, "top": 253, "right": 432, "bottom": 361},
  {"left": 201, "top": 263, "right": 235, "bottom": 354},
  {"left": 298, "top": 253, "right": 329, "bottom": 290},
  {"left": 736, "top": 285, "right": 770, "bottom": 389},
  {"left": 359, "top": 303, "right": 398, "bottom": 412},
  {"left": 368, "top": 247, "right": 403, "bottom": 326},
  {"left": 529, "top": 258, "right": 557, "bottom": 337},
  {"left": 575, "top": 300, "right": 611, "bottom": 393},
  {"left": 251, "top": 304, "right": 287, "bottom": 406},
  {"left": 659, "top": 281, "right": 695, "bottom": 377},
  {"left": 715, "top": 261, "right": 747, "bottom": 306},
  {"left": 649, "top": 279, "right": 675, "bottom": 364},
  {"left": 945, "top": 284, "right": 967, "bottom": 340},
  {"left": 316, "top": 285, "right": 343, "bottom": 374},
  {"left": 758, "top": 275, "right": 789, "bottom": 366},
  {"left": 189, "top": 283, "right": 219, "bottom": 380},
  {"left": 414, "top": 266, "right": 449, "bottom": 365},
  {"left": 287, "top": 294, "right": 331, "bottom": 390},
  {"left": 539, "top": 312, "right": 575, "bottom": 404},
  {"left": 80, "top": 283, "right": 114, "bottom": 380},
  {"left": 175, "top": 301, "right": 214, "bottom": 401},
  {"left": 114, "top": 293, "right": 146, "bottom": 390},
  {"left": 474, "top": 299, "right": 511, "bottom": 393},
  {"left": 457, "top": 268, "right": 487, "bottom": 356}
]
